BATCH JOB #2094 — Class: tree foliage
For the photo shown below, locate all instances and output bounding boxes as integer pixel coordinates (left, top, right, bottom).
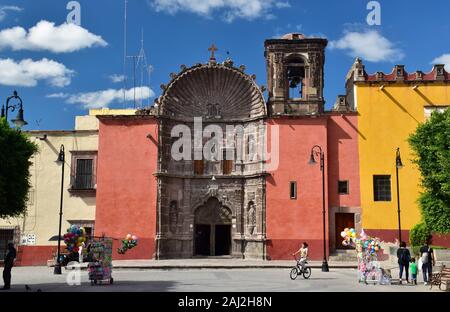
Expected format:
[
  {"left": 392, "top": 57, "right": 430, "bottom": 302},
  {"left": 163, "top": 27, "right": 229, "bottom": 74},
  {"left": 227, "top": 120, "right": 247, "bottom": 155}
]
[
  {"left": 409, "top": 222, "right": 431, "bottom": 247},
  {"left": 408, "top": 108, "right": 450, "bottom": 234},
  {"left": 0, "top": 118, "right": 38, "bottom": 218}
]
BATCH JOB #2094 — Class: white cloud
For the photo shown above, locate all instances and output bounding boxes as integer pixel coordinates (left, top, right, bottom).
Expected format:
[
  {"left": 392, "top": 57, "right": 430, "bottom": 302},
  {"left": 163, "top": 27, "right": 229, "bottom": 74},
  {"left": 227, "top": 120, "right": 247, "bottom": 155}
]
[
  {"left": 108, "top": 74, "right": 126, "bottom": 83},
  {"left": 329, "top": 30, "right": 404, "bottom": 63},
  {"left": 0, "top": 5, "right": 23, "bottom": 22},
  {"left": 0, "top": 58, "right": 74, "bottom": 87},
  {"left": 65, "top": 87, "right": 155, "bottom": 109},
  {"left": 432, "top": 54, "right": 450, "bottom": 71},
  {"left": 46, "top": 92, "right": 69, "bottom": 99},
  {"left": 0, "top": 20, "right": 107, "bottom": 53},
  {"left": 149, "top": 0, "right": 290, "bottom": 22}
]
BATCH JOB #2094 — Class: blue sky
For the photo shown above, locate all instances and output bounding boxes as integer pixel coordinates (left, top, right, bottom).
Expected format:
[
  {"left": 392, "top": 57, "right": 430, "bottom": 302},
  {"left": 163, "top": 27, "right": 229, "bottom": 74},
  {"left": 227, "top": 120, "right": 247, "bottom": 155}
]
[{"left": 0, "top": 0, "right": 449, "bottom": 130}]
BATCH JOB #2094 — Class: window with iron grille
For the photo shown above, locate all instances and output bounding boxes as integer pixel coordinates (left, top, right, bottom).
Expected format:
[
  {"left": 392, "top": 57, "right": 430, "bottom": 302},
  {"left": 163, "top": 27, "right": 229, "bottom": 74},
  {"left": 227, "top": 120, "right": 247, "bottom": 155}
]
[
  {"left": 74, "top": 159, "right": 93, "bottom": 189},
  {"left": 70, "top": 151, "right": 97, "bottom": 191},
  {"left": 373, "top": 175, "right": 391, "bottom": 202}
]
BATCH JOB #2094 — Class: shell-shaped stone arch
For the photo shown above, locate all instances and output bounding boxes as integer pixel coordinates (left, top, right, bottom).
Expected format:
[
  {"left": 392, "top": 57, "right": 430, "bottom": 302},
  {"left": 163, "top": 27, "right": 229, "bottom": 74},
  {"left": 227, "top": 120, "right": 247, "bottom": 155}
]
[{"left": 159, "top": 64, "right": 266, "bottom": 120}]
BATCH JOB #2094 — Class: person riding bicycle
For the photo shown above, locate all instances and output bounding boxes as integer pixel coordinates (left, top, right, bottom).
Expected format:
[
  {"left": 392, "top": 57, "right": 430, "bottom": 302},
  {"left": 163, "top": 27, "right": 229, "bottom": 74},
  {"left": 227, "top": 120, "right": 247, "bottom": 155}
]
[{"left": 293, "top": 242, "right": 309, "bottom": 270}]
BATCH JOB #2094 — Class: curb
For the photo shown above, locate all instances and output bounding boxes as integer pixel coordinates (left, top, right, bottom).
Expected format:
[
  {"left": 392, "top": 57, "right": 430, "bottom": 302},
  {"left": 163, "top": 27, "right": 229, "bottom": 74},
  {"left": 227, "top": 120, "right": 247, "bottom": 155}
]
[{"left": 68, "top": 265, "right": 358, "bottom": 271}]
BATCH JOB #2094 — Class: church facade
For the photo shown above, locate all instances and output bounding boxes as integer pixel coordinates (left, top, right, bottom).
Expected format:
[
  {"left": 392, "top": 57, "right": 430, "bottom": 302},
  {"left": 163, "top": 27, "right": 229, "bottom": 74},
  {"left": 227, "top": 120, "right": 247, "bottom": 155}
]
[
  {"left": 7, "top": 33, "right": 449, "bottom": 266},
  {"left": 94, "top": 34, "right": 362, "bottom": 261}
]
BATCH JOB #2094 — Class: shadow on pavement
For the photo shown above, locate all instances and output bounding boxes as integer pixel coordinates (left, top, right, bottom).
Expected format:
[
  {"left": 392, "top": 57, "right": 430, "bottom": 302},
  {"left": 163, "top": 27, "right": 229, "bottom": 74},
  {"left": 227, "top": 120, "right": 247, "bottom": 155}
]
[{"left": 3, "top": 280, "right": 178, "bottom": 292}]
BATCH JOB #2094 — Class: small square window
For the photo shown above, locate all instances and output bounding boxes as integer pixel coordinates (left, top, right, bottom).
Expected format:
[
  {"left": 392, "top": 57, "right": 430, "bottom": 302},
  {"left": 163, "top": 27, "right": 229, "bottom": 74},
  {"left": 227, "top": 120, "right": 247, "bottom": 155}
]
[
  {"left": 290, "top": 182, "right": 297, "bottom": 200},
  {"left": 194, "top": 160, "right": 204, "bottom": 175},
  {"left": 373, "top": 175, "right": 391, "bottom": 202},
  {"left": 338, "top": 181, "right": 349, "bottom": 195}
]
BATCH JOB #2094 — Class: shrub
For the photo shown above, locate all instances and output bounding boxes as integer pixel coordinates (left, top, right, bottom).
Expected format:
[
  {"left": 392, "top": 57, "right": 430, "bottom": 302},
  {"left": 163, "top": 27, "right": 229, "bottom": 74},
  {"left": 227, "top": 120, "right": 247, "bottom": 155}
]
[{"left": 409, "top": 222, "right": 431, "bottom": 248}]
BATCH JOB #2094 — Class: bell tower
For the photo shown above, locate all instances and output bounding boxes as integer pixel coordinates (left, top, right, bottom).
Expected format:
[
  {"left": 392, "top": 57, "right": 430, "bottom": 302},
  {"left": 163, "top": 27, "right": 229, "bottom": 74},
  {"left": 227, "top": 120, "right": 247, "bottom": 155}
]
[{"left": 264, "top": 33, "right": 328, "bottom": 116}]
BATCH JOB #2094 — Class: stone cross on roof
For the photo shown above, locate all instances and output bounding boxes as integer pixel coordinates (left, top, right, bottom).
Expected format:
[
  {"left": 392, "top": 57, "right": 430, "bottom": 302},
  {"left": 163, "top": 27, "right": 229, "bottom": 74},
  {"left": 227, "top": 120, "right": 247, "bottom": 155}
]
[{"left": 208, "top": 44, "right": 218, "bottom": 63}]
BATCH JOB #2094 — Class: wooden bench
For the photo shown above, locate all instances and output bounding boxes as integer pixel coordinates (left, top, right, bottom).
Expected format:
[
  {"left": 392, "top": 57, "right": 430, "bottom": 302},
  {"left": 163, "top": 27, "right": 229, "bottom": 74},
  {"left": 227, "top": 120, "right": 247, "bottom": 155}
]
[{"left": 430, "top": 266, "right": 450, "bottom": 291}]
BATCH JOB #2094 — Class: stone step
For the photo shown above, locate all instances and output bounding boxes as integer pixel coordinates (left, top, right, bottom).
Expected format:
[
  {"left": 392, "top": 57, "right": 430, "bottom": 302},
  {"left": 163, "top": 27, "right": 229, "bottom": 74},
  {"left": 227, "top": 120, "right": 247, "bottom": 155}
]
[{"left": 329, "top": 252, "right": 358, "bottom": 262}]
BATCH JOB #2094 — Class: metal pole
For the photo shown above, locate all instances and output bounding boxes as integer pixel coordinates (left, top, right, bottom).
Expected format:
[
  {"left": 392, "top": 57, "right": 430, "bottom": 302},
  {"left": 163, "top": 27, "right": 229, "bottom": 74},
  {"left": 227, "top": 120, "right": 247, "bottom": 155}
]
[
  {"left": 321, "top": 151, "right": 329, "bottom": 272},
  {"left": 54, "top": 145, "right": 65, "bottom": 274},
  {"left": 5, "top": 97, "right": 10, "bottom": 121},
  {"left": 396, "top": 165, "right": 402, "bottom": 244}
]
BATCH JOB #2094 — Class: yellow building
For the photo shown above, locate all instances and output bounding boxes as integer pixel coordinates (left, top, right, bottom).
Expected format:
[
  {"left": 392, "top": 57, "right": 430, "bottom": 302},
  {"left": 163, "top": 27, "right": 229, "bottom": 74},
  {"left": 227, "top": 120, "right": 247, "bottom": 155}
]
[
  {"left": 345, "top": 58, "right": 450, "bottom": 242},
  {"left": 0, "top": 109, "right": 135, "bottom": 265}
]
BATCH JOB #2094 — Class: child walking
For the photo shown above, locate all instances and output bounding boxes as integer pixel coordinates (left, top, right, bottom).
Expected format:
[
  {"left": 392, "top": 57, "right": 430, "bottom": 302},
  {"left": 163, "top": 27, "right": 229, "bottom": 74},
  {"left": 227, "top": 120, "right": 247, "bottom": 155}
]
[{"left": 410, "top": 258, "right": 418, "bottom": 285}]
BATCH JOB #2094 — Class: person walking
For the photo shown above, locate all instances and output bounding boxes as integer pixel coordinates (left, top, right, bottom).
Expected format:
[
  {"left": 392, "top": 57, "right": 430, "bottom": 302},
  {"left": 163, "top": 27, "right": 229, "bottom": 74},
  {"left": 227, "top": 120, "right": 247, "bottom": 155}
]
[
  {"left": 420, "top": 241, "right": 435, "bottom": 286},
  {"left": 2, "top": 243, "right": 16, "bottom": 290},
  {"left": 396, "top": 241, "right": 411, "bottom": 284},
  {"left": 410, "top": 258, "right": 418, "bottom": 285}
]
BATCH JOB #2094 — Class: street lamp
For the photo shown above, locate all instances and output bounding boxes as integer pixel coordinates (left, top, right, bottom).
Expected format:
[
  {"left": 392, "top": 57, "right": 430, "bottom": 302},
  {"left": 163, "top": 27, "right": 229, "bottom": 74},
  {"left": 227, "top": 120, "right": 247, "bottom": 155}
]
[
  {"left": 54, "top": 145, "right": 65, "bottom": 275},
  {"left": 1, "top": 91, "right": 28, "bottom": 128},
  {"left": 308, "top": 145, "right": 329, "bottom": 272},
  {"left": 395, "top": 148, "right": 403, "bottom": 244}
]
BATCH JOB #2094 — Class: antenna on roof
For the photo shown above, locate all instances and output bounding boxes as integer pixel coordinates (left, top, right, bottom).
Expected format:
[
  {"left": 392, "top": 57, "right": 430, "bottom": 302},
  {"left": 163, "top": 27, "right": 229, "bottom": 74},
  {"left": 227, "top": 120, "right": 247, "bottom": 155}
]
[
  {"left": 122, "top": 1, "right": 153, "bottom": 109},
  {"left": 123, "top": 0, "right": 128, "bottom": 107}
]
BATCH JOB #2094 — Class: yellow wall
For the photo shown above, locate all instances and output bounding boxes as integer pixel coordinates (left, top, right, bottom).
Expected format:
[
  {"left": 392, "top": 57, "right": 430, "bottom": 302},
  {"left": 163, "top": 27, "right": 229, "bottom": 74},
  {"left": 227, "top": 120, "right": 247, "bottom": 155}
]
[
  {"left": 0, "top": 110, "right": 136, "bottom": 248},
  {"left": 0, "top": 122, "right": 98, "bottom": 246},
  {"left": 357, "top": 83, "right": 450, "bottom": 231},
  {"left": 89, "top": 108, "right": 136, "bottom": 116}
]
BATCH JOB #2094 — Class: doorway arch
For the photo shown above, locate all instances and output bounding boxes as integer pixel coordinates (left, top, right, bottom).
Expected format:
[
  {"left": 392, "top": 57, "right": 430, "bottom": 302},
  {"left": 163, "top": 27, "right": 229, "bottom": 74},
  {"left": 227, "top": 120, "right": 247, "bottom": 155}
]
[{"left": 194, "top": 197, "right": 232, "bottom": 257}]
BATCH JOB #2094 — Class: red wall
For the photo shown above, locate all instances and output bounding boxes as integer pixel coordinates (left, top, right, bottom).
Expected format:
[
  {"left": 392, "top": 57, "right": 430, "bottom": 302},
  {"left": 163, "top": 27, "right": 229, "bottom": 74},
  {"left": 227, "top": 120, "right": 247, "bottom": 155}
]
[
  {"left": 12, "top": 246, "right": 54, "bottom": 266},
  {"left": 266, "top": 117, "right": 329, "bottom": 260},
  {"left": 327, "top": 114, "right": 361, "bottom": 208},
  {"left": 96, "top": 117, "right": 158, "bottom": 260}
]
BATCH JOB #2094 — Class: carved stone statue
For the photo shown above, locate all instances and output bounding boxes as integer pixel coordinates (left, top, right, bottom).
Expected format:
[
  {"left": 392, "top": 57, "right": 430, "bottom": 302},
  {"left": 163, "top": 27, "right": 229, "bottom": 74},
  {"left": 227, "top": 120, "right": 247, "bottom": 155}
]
[{"left": 247, "top": 202, "right": 256, "bottom": 235}]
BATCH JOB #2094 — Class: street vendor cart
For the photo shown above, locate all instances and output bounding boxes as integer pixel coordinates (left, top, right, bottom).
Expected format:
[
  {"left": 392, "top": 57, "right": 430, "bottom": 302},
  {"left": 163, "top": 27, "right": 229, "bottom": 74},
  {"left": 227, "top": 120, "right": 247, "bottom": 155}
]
[{"left": 87, "top": 236, "right": 114, "bottom": 286}]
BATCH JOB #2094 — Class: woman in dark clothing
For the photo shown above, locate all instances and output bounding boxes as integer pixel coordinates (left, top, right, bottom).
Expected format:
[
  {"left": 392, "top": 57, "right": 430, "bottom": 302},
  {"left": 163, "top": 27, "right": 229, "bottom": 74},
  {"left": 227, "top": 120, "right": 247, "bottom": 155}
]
[
  {"left": 2, "top": 243, "right": 16, "bottom": 290},
  {"left": 397, "top": 241, "right": 411, "bottom": 284}
]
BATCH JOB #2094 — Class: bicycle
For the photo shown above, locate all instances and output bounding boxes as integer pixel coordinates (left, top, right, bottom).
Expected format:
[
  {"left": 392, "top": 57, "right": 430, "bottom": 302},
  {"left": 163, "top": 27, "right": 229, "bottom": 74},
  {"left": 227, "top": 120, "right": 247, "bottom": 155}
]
[{"left": 290, "top": 256, "right": 312, "bottom": 280}]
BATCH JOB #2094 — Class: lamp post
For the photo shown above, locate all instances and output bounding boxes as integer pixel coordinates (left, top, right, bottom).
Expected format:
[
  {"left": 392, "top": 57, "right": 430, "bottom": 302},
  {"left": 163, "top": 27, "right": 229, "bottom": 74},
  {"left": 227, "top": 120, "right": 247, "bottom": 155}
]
[
  {"left": 395, "top": 147, "right": 404, "bottom": 244},
  {"left": 1, "top": 91, "right": 28, "bottom": 128},
  {"left": 54, "top": 145, "right": 65, "bottom": 275},
  {"left": 308, "top": 145, "right": 329, "bottom": 272}
]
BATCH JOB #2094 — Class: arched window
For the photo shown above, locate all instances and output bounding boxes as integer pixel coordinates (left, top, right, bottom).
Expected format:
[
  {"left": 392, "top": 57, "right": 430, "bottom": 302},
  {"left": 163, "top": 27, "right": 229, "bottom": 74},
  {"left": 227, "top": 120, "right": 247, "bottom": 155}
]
[{"left": 286, "top": 55, "right": 307, "bottom": 100}]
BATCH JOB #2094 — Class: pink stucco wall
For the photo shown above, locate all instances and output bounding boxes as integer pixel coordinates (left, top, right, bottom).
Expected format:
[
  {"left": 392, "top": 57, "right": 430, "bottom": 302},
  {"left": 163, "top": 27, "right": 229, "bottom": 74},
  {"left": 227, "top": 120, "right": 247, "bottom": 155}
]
[
  {"left": 95, "top": 117, "right": 158, "bottom": 260},
  {"left": 327, "top": 114, "right": 361, "bottom": 208},
  {"left": 266, "top": 117, "right": 329, "bottom": 260}
]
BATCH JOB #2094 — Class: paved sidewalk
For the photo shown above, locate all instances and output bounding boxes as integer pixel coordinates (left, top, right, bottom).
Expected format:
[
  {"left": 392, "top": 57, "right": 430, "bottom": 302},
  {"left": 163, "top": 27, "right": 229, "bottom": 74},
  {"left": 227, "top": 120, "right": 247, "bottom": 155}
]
[
  {"left": 64, "top": 259, "right": 364, "bottom": 270},
  {"left": 112, "top": 259, "right": 359, "bottom": 269}
]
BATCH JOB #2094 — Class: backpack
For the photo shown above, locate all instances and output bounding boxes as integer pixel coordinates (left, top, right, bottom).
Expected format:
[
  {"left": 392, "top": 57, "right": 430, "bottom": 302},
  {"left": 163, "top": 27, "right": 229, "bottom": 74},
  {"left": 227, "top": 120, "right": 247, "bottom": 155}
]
[
  {"left": 421, "top": 247, "right": 430, "bottom": 264},
  {"left": 399, "top": 249, "right": 410, "bottom": 264}
]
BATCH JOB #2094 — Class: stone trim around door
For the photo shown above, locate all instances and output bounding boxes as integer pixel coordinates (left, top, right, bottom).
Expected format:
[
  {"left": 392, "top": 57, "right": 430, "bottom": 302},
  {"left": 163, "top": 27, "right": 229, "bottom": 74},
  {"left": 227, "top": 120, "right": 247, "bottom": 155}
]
[{"left": 329, "top": 206, "right": 361, "bottom": 252}]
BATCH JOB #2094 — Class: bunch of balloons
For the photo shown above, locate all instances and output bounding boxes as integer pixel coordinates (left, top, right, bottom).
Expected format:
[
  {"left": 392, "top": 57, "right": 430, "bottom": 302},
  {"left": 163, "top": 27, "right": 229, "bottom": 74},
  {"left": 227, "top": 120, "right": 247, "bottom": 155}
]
[
  {"left": 117, "top": 234, "right": 139, "bottom": 255},
  {"left": 362, "top": 237, "right": 381, "bottom": 254},
  {"left": 341, "top": 228, "right": 381, "bottom": 255},
  {"left": 341, "top": 228, "right": 357, "bottom": 246},
  {"left": 63, "top": 225, "right": 86, "bottom": 253}
]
